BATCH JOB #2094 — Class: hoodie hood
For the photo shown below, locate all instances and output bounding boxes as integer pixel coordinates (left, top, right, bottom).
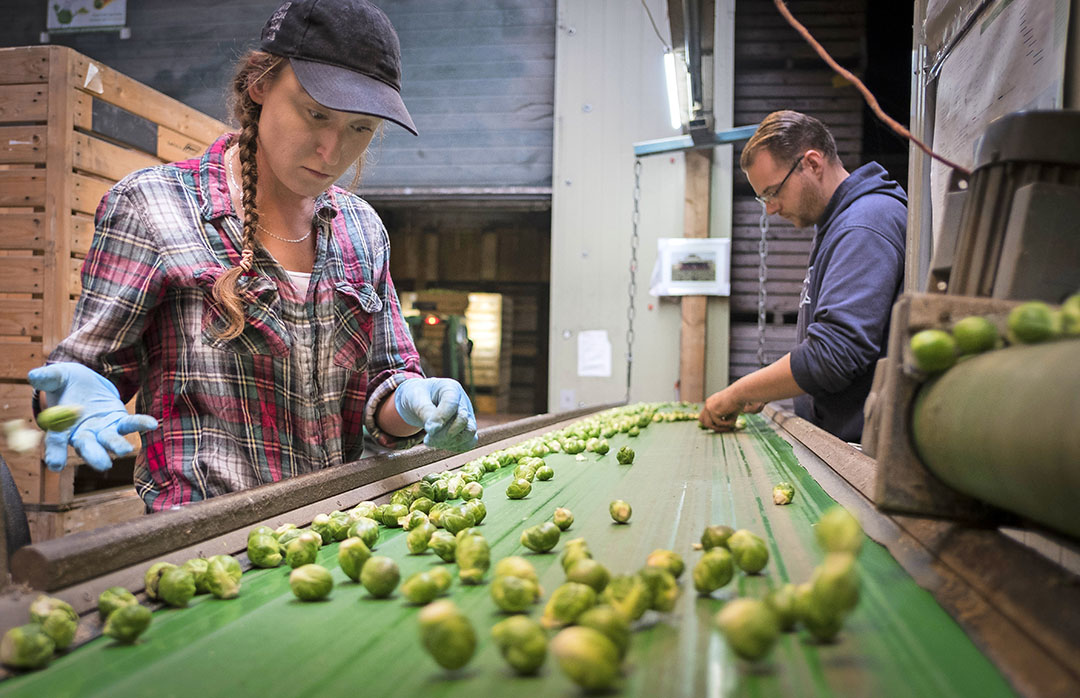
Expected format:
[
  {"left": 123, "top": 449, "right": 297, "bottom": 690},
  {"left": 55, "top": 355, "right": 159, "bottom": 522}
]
[{"left": 817, "top": 162, "right": 907, "bottom": 232}]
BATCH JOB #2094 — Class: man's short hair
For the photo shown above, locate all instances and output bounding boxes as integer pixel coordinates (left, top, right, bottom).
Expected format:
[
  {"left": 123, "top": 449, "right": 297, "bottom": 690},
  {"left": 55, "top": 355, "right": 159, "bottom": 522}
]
[{"left": 740, "top": 110, "right": 839, "bottom": 171}]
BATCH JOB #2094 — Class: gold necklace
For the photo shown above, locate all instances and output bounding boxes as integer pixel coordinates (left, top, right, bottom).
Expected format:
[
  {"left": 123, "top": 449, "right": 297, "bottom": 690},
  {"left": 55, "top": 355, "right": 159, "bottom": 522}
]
[{"left": 225, "top": 146, "right": 313, "bottom": 244}]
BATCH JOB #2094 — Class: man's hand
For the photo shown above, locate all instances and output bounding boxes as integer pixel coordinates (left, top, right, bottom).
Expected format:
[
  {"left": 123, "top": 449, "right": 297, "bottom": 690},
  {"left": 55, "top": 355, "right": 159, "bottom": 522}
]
[
  {"left": 700, "top": 389, "right": 762, "bottom": 432},
  {"left": 28, "top": 363, "right": 159, "bottom": 472},
  {"left": 393, "top": 378, "right": 478, "bottom": 452}
]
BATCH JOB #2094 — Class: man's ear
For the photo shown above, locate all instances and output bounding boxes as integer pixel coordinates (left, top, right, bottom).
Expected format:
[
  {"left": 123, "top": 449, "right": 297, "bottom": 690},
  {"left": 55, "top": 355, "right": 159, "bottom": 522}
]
[{"left": 803, "top": 149, "right": 827, "bottom": 175}]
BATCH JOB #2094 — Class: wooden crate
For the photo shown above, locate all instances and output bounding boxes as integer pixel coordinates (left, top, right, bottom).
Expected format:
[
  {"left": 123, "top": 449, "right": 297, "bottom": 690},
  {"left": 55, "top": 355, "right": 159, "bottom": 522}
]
[
  {"left": 25, "top": 486, "right": 145, "bottom": 543},
  {"left": 0, "top": 46, "right": 227, "bottom": 520}
]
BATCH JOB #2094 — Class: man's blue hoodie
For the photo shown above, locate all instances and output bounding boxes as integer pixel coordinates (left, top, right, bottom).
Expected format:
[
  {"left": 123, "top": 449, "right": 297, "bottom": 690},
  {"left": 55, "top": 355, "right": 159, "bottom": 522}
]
[{"left": 789, "top": 162, "right": 906, "bottom": 442}]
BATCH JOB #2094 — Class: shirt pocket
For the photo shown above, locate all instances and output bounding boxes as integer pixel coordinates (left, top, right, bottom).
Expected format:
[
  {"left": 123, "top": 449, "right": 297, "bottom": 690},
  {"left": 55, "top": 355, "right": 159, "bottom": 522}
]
[
  {"left": 194, "top": 268, "right": 292, "bottom": 357},
  {"left": 332, "top": 280, "right": 381, "bottom": 371}
]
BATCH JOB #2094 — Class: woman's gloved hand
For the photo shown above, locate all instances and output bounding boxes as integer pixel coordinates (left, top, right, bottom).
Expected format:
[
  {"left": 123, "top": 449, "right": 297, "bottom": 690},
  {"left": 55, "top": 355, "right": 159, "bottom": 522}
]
[
  {"left": 27, "top": 363, "right": 159, "bottom": 472},
  {"left": 393, "top": 378, "right": 478, "bottom": 452}
]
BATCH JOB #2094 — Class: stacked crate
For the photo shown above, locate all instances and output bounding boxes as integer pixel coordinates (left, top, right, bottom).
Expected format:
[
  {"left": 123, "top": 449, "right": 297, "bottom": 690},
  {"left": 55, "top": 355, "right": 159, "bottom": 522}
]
[{"left": 0, "top": 46, "right": 226, "bottom": 541}]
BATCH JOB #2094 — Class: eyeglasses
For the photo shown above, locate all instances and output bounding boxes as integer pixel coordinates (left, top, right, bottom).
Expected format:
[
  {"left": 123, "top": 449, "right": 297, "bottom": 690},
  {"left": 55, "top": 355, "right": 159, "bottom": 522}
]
[{"left": 754, "top": 154, "right": 804, "bottom": 206}]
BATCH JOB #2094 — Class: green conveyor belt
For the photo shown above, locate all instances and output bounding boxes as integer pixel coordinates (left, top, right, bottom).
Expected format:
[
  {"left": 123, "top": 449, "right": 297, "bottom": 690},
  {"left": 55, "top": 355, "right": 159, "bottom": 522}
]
[{"left": 0, "top": 415, "right": 1016, "bottom": 697}]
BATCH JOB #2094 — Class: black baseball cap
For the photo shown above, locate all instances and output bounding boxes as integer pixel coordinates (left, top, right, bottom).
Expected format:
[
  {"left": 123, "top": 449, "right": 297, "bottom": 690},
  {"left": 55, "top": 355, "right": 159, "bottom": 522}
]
[{"left": 260, "top": 0, "right": 417, "bottom": 135}]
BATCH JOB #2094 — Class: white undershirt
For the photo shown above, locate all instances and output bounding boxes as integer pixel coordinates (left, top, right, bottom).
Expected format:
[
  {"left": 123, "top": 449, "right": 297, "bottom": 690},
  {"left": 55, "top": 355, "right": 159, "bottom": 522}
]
[{"left": 285, "top": 269, "right": 311, "bottom": 296}]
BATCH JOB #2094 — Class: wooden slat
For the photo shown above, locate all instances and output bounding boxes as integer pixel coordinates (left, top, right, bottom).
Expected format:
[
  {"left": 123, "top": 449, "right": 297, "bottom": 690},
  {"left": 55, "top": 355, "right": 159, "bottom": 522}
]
[
  {"left": 0, "top": 169, "right": 46, "bottom": 207},
  {"left": 71, "top": 214, "right": 94, "bottom": 256},
  {"left": 3, "top": 450, "right": 42, "bottom": 504},
  {"left": 44, "top": 47, "right": 76, "bottom": 355},
  {"left": 732, "top": 266, "right": 806, "bottom": 282},
  {"left": 0, "top": 213, "right": 45, "bottom": 250},
  {"left": 0, "top": 46, "right": 49, "bottom": 85},
  {"left": 0, "top": 299, "right": 43, "bottom": 336},
  {"left": 0, "top": 125, "right": 46, "bottom": 165},
  {"left": 73, "top": 131, "right": 160, "bottom": 182},
  {"left": 72, "top": 173, "right": 113, "bottom": 217},
  {"left": 70, "top": 257, "right": 83, "bottom": 296},
  {"left": 0, "top": 84, "right": 49, "bottom": 123},
  {"left": 0, "top": 382, "right": 33, "bottom": 421},
  {"left": 732, "top": 252, "right": 808, "bottom": 268},
  {"left": 679, "top": 149, "right": 711, "bottom": 403},
  {"left": 0, "top": 339, "right": 44, "bottom": 379},
  {"left": 157, "top": 125, "right": 212, "bottom": 163},
  {"left": 72, "top": 91, "right": 92, "bottom": 130},
  {"left": 26, "top": 488, "right": 144, "bottom": 542},
  {"left": 0, "top": 256, "right": 43, "bottom": 293}
]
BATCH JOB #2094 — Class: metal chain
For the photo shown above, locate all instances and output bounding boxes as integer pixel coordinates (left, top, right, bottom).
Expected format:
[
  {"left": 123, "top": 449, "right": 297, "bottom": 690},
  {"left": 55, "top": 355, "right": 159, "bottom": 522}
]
[
  {"left": 626, "top": 159, "right": 642, "bottom": 402},
  {"left": 757, "top": 201, "right": 770, "bottom": 367}
]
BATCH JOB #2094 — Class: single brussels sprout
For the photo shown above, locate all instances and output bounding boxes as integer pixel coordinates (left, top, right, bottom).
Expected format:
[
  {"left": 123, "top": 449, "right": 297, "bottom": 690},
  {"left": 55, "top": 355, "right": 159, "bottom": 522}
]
[
  {"left": 715, "top": 598, "right": 780, "bottom": 661},
  {"left": 286, "top": 537, "right": 319, "bottom": 569},
  {"left": 380, "top": 503, "right": 410, "bottom": 528},
  {"left": 460, "top": 464, "right": 484, "bottom": 483},
  {"left": 295, "top": 530, "right": 323, "bottom": 550},
  {"left": 815, "top": 505, "right": 864, "bottom": 554},
  {"left": 431, "top": 480, "right": 450, "bottom": 502},
  {"left": 207, "top": 554, "right": 242, "bottom": 583},
  {"left": 346, "top": 516, "right": 380, "bottom": 549},
  {"left": 0, "top": 624, "right": 54, "bottom": 669},
  {"left": 616, "top": 446, "right": 635, "bottom": 465},
  {"left": 693, "top": 547, "right": 735, "bottom": 594},
  {"left": 701, "top": 524, "right": 735, "bottom": 550},
  {"left": 158, "top": 567, "right": 197, "bottom": 607},
  {"left": 463, "top": 498, "right": 487, "bottom": 525},
  {"left": 407, "top": 522, "right": 438, "bottom": 554},
  {"left": 247, "top": 533, "right": 283, "bottom": 568},
  {"left": 447, "top": 475, "right": 467, "bottom": 501},
  {"left": 520, "top": 521, "right": 561, "bottom": 553},
  {"left": 566, "top": 558, "right": 611, "bottom": 593},
  {"left": 427, "top": 502, "right": 450, "bottom": 527},
  {"left": 290, "top": 564, "right": 333, "bottom": 601},
  {"left": 460, "top": 481, "right": 484, "bottom": 501},
  {"left": 810, "top": 552, "right": 860, "bottom": 616},
  {"left": 772, "top": 482, "right": 796, "bottom": 506},
  {"left": 609, "top": 500, "right": 632, "bottom": 524},
  {"left": 415, "top": 480, "right": 436, "bottom": 501},
  {"left": 351, "top": 501, "right": 378, "bottom": 519},
  {"left": 35, "top": 404, "right": 82, "bottom": 432},
  {"left": 638, "top": 567, "right": 679, "bottom": 612},
  {"left": 457, "top": 533, "right": 491, "bottom": 585},
  {"left": 310, "top": 513, "right": 336, "bottom": 544},
  {"left": 512, "top": 462, "right": 537, "bottom": 482},
  {"left": 563, "top": 439, "right": 586, "bottom": 455},
  {"left": 441, "top": 506, "right": 472, "bottom": 536},
  {"left": 28, "top": 595, "right": 74, "bottom": 625},
  {"left": 535, "top": 465, "right": 554, "bottom": 481},
  {"left": 360, "top": 556, "right": 400, "bottom": 598},
  {"left": 594, "top": 439, "right": 611, "bottom": 455},
  {"left": 735, "top": 415, "right": 748, "bottom": 430},
  {"left": 273, "top": 523, "right": 298, "bottom": 541},
  {"left": 144, "top": 561, "right": 177, "bottom": 600},
  {"left": 429, "top": 530, "right": 458, "bottom": 563},
  {"left": 645, "top": 549, "right": 685, "bottom": 578},
  {"left": 338, "top": 537, "right": 373, "bottom": 582},
  {"left": 35, "top": 600, "right": 77, "bottom": 650},
  {"left": 627, "top": 426, "right": 640, "bottom": 437},
  {"left": 728, "top": 529, "right": 769, "bottom": 573},
  {"left": 428, "top": 566, "right": 453, "bottom": 594},
  {"left": 98, "top": 586, "right": 138, "bottom": 620},
  {"left": 391, "top": 489, "right": 415, "bottom": 509},
  {"left": 541, "top": 582, "right": 597, "bottom": 629},
  {"left": 491, "top": 574, "right": 541, "bottom": 612},
  {"left": 402, "top": 571, "right": 442, "bottom": 605},
  {"left": 550, "top": 626, "right": 620, "bottom": 691},
  {"left": 182, "top": 559, "right": 211, "bottom": 593},
  {"left": 491, "top": 615, "right": 548, "bottom": 675},
  {"left": 276, "top": 526, "right": 304, "bottom": 549},
  {"left": 506, "top": 478, "right": 532, "bottom": 500},
  {"left": 494, "top": 556, "right": 540, "bottom": 586},
  {"left": 418, "top": 600, "right": 476, "bottom": 671},
  {"left": 552, "top": 507, "right": 574, "bottom": 531},
  {"left": 410, "top": 496, "right": 435, "bottom": 514},
  {"left": 585, "top": 437, "right": 600, "bottom": 453},
  {"left": 560, "top": 537, "right": 592, "bottom": 572},
  {"left": 205, "top": 557, "right": 241, "bottom": 600},
  {"left": 103, "top": 603, "right": 152, "bottom": 645},
  {"left": 423, "top": 472, "right": 444, "bottom": 484},
  {"left": 601, "top": 574, "right": 652, "bottom": 621},
  {"left": 481, "top": 455, "right": 500, "bottom": 472},
  {"left": 794, "top": 582, "right": 844, "bottom": 641},
  {"left": 327, "top": 512, "right": 353, "bottom": 541},
  {"left": 400, "top": 510, "right": 428, "bottom": 531},
  {"left": 247, "top": 525, "right": 275, "bottom": 542},
  {"left": 577, "top": 604, "right": 631, "bottom": 659},
  {"left": 764, "top": 583, "right": 799, "bottom": 631}
]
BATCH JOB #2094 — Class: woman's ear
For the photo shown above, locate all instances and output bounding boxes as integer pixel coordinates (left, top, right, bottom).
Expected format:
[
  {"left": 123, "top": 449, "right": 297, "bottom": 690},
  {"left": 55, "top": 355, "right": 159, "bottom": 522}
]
[{"left": 248, "top": 79, "right": 268, "bottom": 106}]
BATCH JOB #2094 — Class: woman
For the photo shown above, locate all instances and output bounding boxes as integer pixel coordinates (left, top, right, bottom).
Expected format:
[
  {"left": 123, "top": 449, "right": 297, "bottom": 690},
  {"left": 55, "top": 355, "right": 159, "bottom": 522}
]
[{"left": 28, "top": 0, "right": 476, "bottom": 511}]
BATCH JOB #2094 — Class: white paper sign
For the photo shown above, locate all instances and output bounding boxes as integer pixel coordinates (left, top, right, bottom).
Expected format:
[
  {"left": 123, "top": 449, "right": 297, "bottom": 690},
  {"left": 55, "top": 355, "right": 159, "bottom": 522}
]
[
  {"left": 48, "top": 0, "right": 127, "bottom": 32},
  {"left": 576, "top": 330, "right": 612, "bottom": 378}
]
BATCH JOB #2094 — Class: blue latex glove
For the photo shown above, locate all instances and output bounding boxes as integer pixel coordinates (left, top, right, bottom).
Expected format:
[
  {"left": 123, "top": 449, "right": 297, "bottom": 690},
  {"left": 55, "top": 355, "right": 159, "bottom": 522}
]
[
  {"left": 393, "top": 378, "right": 478, "bottom": 452},
  {"left": 27, "top": 363, "right": 159, "bottom": 472}
]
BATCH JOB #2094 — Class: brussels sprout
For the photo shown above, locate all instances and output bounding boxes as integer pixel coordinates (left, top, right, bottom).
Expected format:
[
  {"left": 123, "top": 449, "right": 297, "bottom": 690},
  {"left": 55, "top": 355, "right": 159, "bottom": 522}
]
[
  {"left": 401, "top": 510, "right": 429, "bottom": 531},
  {"left": 609, "top": 500, "right": 632, "bottom": 524},
  {"left": 273, "top": 523, "right": 298, "bottom": 541},
  {"left": 728, "top": 529, "right": 769, "bottom": 573},
  {"left": 815, "top": 505, "right": 864, "bottom": 554},
  {"left": 427, "top": 566, "right": 453, "bottom": 595},
  {"left": 693, "top": 547, "right": 735, "bottom": 594},
  {"left": 98, "top": 586, "right": 138, "bottom": 620},
  {"left": 627, "top": 426, "right": 640, "bottom": 437},
  {"left": 463, "top": 498, "right": 487, "bottom": 525},
  {"left": 455, "top": 526, "right": 481, "bottom": 544},
  {"left": 765, "top": 583, "right": 798, "bottom": 631},
  {"left": 35, "top": 404, "right": 82, "bottom": 432},
  {"left": 701, "top": 524, "right": 735, "bottom": 550},
  {"left": 520, "top": 521, "right": 561, "bottom": 553},
  {"left": 550, "top": 626, "right": 620, "bottom": 691},
  {"left": 204, "top": 557, "right": 241, "bottom": 600},
  {"left": 181, "top": 559, "right": 211, "bottom": 593},
  {"left": 492, "top": 615, "right": 548, "bottom": 675},
  {"left": 566, "top": 558, "right": 610, "bottom": 593},
  {"left": 351, "top": 501, "right": 378, "bottom": 519},
  {"left": 616, "top": 446, "right": 635, "bottom": 465},
  {"left": 415, "top": 480, "right": 436, "bottom": 501},
  {"left": 457, "top": 533, "right": 491, "bottom": 585},
  {"left": 338, "top": 537, "right": 373, "bottom": 582},
  {"left": 402, "top": 571, "right": 442, "bottom": 605},
  {"left": 347, "top": 516, "right": 380, "bottom": 549},
  {"left": 310, "top": 513, "right": 336, "bottom": 544},
  {"left": 0, "top": 624, "right": 54, "bottom": 670},
  {"left": 560, "top": 537, "right": 592, "bottom": 572},
  {"left": 378, "top": 503, "right": 409, "bottom": 528},
  {"left": 491, "top": 574, "right": 541, "bottom": 612},
  {"left": 715, "top": 598, "right": 780, "bottom": 661},
  {"left": 506, "top": 478, "right": 532, "bottom": 500},
  {"left": 645, "top": 549, "right": 685, "bottom": 578},
  {"left": 494, "top": 556, "right": 540, "bottom": 586},
  {"left": 480, "top": 455, "right": 500, "bottom": 472},
  {"left": 460, "top": 464, "right": 484, "bottom": 483},
  {"left": 563, "top": 439, "right": 586, "bottom": 455},
  {"left": 553, "top": 507, "right": 574, "bottom": 531},
  {"left": 794, "top": 582, "right": 844, "bottom": 641},
  {"left": 441, "top": 506, "right": 472, "bottom": 536},
  {"left": 535, "top": 465, "right": 554, "bottom": 481},
  {"left": 638, "top": 566, "right": 680, "bottom": 612},
  {"left": 772, "top": 482, "right": 796, "bottom": 505},
  {"left": 428, "top": 502, "right": 451, "bottom": 527},
  {"left": 295, "top": 530, "right": 323, "bottom": 550},
  {"left": 290, "top": 564, "right": 333, "bottom": 601},
  {"left": 28, "top": 595, "right": 73, "bottom": 625},
  {"left": 418, "top": 600, "right": 476, "bottom": 671},
  {"left": 460, "top": 481, "right": 483, "bottom": 501},
  {"left": 577, "top": 604, "right": 631, "bottom": 659},
  {"left": 431, "top": 480, "right": 450, "bottom": 502},
  {"left": 247, "top": 533, "right": 283, "bottom": 568},
  {"left": 329, "top": 510, "right": 361, "bottom": 539},
  {"left": 594, "top": 439, "right": 611, "bottom": 455},
  {"left": 410, "top": 497, "right": 435, "bottom": 514},
  {"left": 276, "top": 526, "right": 304, "bottom": 549},
  {"left": 541, "top": 582, "right": 597, "bottom": 628},
  {"left": 144, "top": 561, "right": 177, "bottom": 601},
  {"left": 157, "top": 567, "right": 197, "bottom": 607},
  {"left": 429, "top": 530, "right": 458, "bottom": 563},
  {"left": 423, "top": 471, "right": 444, "bottom": 484},
  {"left": 360, "top": 556, "right": 400, "bottom": 598},
  {"left": 391, "top": 489, "right": 415, "bottom": 509},
  {"left": 513, "top": 462, "right": 537, "bottom": 482},
  {"left": 810, "top": 552, "right": 860, "bottom": 616},
  {"left": 247, "top": 525, "right": 275, "bottom": 542},
  {"left": 407, "top": 522, "right": 438, "bottom": 554},
  {"left": 286, "top": 537, "right": 319, "bottom": 569},
  {"left": 29, "top": 597, "right": 77, "bottom": 650},
  {"left": 102, "top": 603, "right": 152, "bottom": 645},
  {"left": 601, "top": 573, "right": 652, "bottom": 621},
  {"left": 585, "top": 437, "right": 600, "bottom": 452},
  {"left": 735, "top": 415, "right": 748, "bottom": 430}
]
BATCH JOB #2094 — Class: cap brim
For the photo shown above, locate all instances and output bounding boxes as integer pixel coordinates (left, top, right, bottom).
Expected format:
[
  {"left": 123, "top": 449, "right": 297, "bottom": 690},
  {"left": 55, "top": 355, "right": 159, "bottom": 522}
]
[{"left": 290, "top": 57, "right": 418, "bottom": 136}]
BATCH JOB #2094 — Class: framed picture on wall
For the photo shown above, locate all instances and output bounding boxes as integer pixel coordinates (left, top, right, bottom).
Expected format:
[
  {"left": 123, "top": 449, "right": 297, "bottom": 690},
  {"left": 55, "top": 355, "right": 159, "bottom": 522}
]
[{"left": 650, "top": 237, "right": 730, "bottom": 296}]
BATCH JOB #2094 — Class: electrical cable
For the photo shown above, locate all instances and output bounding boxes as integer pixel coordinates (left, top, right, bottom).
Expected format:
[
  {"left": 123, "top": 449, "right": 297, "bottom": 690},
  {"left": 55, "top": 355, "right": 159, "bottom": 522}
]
[{"left": 641, "top": 0, "right": 672, "bottom": 51}]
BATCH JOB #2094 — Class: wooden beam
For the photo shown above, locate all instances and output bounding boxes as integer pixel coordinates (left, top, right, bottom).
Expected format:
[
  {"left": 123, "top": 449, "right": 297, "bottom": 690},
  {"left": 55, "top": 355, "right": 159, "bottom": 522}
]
[
  {"left": 44, "top": 47, "right": 75, "bottom": 355},
  {"left": 679, "top": 148, "right": 712, "bottom": 401}
]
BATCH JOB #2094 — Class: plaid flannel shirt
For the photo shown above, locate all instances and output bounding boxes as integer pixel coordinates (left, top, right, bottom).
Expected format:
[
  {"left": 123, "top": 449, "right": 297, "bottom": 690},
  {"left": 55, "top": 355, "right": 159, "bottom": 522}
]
[{"left": 49, "top": 135, "right": 424, "bottom": 511}]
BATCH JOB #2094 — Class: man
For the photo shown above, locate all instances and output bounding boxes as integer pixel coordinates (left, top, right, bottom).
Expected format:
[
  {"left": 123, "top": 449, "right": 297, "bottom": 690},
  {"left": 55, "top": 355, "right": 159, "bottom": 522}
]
[{"left": 700, "top": 110, "right": 906, "bottom": 442}]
